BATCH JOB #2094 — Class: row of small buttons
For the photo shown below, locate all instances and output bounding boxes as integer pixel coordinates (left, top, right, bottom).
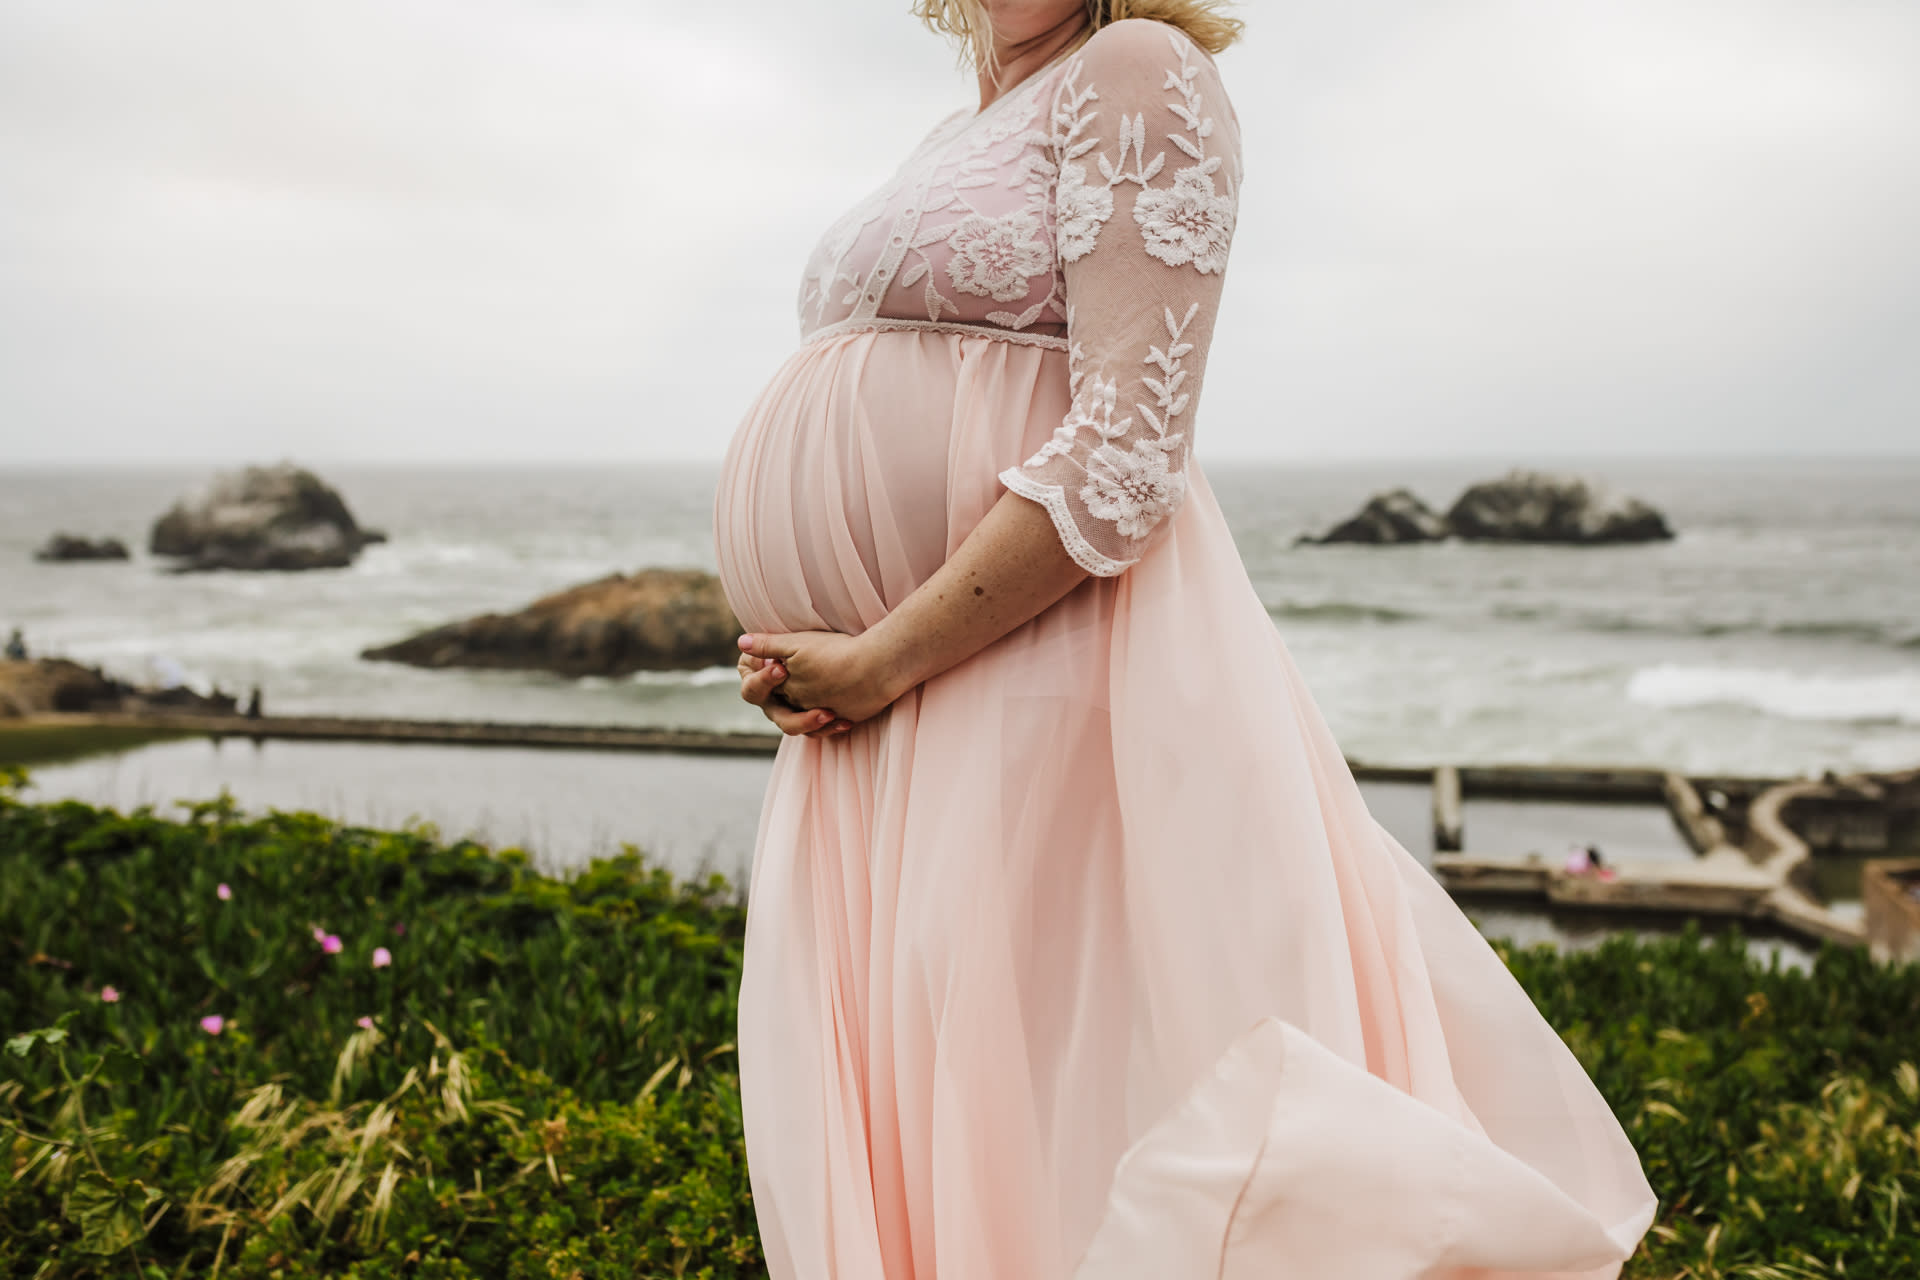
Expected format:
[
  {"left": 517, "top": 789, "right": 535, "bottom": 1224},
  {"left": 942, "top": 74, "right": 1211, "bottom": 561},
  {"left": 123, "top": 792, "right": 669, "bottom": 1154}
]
[{"left": 865, "top": 202, "right": 924, "bottom": 307}]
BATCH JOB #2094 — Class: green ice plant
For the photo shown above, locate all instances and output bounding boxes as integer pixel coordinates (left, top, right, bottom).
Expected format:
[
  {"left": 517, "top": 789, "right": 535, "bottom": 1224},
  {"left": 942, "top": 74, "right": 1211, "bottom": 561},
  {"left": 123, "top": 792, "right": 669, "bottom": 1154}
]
[
  {"left": 3, "top": 1014, "right": 168, "bottom": 1264},
  {"left": 0, "top": 781, "right": 758, "bottom": 1276},
  {"left": 183, "top": 1020, "right": 517, "bottom": 1276},
  {"left": 5, "top": 779, "right": 1920, "bottom": 1276},
  {"left": 1491, "top": 931, "right": 1920, "bottom": 1276}
]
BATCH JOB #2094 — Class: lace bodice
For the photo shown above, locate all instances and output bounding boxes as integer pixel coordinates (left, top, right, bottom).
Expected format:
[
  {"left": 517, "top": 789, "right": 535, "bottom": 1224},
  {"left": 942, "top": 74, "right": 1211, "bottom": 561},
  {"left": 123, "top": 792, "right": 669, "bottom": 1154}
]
[{"left": 797, "top": 19, "right": 1242, "bottom": 576}]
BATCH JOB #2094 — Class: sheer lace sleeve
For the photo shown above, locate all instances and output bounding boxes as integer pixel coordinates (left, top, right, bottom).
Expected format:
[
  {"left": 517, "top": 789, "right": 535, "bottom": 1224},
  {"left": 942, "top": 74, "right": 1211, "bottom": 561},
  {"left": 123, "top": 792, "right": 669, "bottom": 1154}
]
[{"left": 999, "top": 19, "right": 1242, "bottom": 576}]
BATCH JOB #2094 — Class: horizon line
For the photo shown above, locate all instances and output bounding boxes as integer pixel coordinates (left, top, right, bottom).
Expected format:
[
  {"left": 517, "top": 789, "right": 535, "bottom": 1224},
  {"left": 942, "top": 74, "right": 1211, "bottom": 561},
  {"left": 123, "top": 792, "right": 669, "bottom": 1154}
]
[{"left": 6, "top": 449, "right": 1920, "bottom": 470}]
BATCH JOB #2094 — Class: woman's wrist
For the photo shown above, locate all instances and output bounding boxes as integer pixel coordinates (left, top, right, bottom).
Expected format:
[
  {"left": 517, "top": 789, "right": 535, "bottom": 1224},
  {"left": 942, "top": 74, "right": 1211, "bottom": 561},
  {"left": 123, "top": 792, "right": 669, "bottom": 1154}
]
[
  {"left": 858, "top": 614, "right": 927, "bottom": 705},
  {"left": 852, "top": 494, "right": 1091, "bottom": 708}
]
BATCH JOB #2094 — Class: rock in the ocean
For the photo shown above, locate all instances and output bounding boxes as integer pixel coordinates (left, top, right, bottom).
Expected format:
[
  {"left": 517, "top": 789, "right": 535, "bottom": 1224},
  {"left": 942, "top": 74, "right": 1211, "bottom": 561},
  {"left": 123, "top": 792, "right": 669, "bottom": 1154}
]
[
  {"left": 1304, "top": 488, "right": 1450, "bottom": 545},
  {"left": 1443, "top": 469, "right": 1673, "bottom": 544},
  {"left": 0, "top": 658, "right": 238, "bottom": 719},
  {"left": 360, "top": 568, "right": 742, "bottom": 677},
  {"left": 33, "top": 533, "right": 131, "bottom": 562},
  {"left": 149, "top": 463, "right": 382, "bottom": 571}
]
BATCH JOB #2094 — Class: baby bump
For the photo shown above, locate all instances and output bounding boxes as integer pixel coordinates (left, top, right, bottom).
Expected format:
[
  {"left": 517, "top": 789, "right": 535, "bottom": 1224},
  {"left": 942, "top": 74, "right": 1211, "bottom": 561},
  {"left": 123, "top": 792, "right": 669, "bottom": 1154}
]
[{"left": 713, "top": 329, "right": 1071, "bottom": 637}]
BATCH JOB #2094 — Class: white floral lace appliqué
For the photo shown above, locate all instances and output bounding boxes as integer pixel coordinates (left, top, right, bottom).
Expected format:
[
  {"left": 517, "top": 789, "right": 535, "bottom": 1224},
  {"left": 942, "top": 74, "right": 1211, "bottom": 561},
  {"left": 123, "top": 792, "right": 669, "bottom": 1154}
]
[
  {"left": 1056, "top": 161, "right": 1116, "bottom": 262},
  {"left": 945, "top": 212, "right": 1052, "bottom": 303},
  {"left": 1010, "top": 30, "right": 1238, "bottom": 570},
  {"left": 1080, "top": 435, "right": 1187, "bottom": 540},
  {"left": 1135, "top": 168, "right": 1233, "bottom": 273}
]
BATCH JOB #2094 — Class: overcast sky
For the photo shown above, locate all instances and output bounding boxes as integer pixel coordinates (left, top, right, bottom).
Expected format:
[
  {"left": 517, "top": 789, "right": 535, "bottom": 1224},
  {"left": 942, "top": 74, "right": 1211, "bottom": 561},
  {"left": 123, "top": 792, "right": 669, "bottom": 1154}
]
[{"left": 2, "top": 0, "right": 1915, "bottom": 464}]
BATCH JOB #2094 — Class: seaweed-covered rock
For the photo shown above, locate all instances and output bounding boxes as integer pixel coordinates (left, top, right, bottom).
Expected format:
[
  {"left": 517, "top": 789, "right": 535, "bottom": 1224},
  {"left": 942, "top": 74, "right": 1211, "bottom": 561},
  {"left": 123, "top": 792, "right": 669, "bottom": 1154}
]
[
  {"left": 149, "top": 464, "right": 383, "bottom": 571},
  {"left": 1304, "top": 488, "right": 1449, "bottom": 545},
  {"left": 1444, "top": 469, "right": 1673, "bottom": 544},
  {"left": 32, "top": 534, "right": 130, "bottom": 562},
  {"left": 360, "top": 568, "right": 741, "bottom": 677}
]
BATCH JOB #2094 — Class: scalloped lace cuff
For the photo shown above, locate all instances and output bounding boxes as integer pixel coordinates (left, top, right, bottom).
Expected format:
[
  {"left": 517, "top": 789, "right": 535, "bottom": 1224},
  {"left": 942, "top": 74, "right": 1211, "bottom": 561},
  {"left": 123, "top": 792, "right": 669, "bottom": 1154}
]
[{"left": 999, "top": 467, "right": 1136, "bottom": 578}]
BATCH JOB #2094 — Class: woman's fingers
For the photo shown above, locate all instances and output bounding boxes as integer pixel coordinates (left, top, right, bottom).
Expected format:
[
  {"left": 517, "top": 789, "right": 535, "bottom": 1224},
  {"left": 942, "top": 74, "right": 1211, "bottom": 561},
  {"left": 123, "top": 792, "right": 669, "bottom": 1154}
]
[
  {"left": 739, "top": 660, "right": 787, "bottom": 707},
  {"left": 737, "top": 645, "right": 850, "bottom": 736},
  {"left": 761, "top": 695, "right": 852, "bottom": 738},
  {"left": 739, "top": 632, "right": 801, "bottom": 663},
  {"left": 763, "top": 701, "right": 840, "bottom": 736}
]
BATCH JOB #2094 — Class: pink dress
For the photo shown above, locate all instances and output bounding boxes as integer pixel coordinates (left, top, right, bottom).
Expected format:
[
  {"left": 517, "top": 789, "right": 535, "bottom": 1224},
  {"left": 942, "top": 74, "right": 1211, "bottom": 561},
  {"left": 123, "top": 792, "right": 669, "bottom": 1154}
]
[{"left": 713, "top": 19, "right": 1656, "bottom": 1279}]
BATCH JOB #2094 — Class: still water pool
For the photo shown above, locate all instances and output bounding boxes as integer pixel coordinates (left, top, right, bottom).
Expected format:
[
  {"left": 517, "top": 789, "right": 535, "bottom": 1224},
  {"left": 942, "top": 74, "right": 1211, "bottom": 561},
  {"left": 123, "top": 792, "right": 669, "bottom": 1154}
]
[{"left": 15, "top": 737, "right": 1817, "bottom": 967}]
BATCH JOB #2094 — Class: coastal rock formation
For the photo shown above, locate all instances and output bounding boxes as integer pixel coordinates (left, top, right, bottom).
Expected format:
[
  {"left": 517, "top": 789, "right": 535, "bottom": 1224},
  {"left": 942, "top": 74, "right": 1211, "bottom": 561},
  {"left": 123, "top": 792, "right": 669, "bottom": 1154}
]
[
  {"left": 0, "top": 658, "right": 238, "bottom": 719},
  {"left": 1444, "top": 469, "right": 1673, "bottom": 544},
  {"left": 1302, "top": 488, "right": 1449, "bottom": 545},
  {"left": 149, "top": 464, "right": 385, "bottom": 571},
  {"left": 1304, "top": 470, "right": 1674, "bottom": 547},
  {"left": 33, "top": 534, "right": 131, "bottom": 562},
  {"left": 360, "top": 568, "right": 742, "bottom": 677}
]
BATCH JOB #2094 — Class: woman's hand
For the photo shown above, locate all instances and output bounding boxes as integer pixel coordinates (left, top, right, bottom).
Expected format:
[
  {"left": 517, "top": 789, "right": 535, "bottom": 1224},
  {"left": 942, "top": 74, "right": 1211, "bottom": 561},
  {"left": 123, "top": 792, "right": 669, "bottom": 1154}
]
[
  {"left": 737, "top": 630, "right": 910, "bottom": 727},
  {"left": 737, "top": 649, "right": 853, "bottom": 738},
  {"left": 736, "top": 489, "right": 1090, "bottom": 738}
]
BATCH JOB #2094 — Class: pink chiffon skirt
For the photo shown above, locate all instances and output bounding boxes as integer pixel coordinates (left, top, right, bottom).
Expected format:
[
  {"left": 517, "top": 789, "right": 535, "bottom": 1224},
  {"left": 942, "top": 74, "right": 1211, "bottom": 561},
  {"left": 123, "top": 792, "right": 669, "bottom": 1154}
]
[{"left": 712, "top": 325, "right": 1657, "bottom": 1280}]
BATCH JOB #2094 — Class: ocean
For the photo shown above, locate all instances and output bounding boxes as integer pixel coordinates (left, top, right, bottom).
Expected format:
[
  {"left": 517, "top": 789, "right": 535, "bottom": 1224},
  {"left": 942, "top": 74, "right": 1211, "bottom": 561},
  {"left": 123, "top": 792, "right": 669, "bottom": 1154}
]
[{"left": 4, "top": 456, "right": 1915, "bottom": 779}]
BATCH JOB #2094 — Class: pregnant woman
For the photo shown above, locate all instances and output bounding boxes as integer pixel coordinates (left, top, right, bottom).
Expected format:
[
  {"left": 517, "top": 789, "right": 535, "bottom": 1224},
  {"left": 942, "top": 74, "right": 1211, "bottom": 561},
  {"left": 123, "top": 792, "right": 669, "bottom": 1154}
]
[{"left": 712, "top": 2, "right": 1658, "bottom": 1276}]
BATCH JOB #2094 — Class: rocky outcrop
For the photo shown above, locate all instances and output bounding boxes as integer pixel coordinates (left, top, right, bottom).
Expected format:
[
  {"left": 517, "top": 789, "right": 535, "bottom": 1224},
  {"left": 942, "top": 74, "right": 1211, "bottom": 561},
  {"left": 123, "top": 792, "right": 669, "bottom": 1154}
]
[
  {"left": 1301, "top": 488, "right": 1449, "bottom": 545},
  {"left": 1443, "top": 469, "right": 1673, "bottom": 544},
  {"left": 360, "top": 568, "right": 742, "bottom": 677},
  {"left": 0, "top": 658, "right": 238, "bottom": 719},
  {"left": 1304, "top": 469, "right": 1674, "bottom": 547},
  {"left": 149, "top": 464, "right": 385, "bottom": 571},
  {"left": 33, "top": 534, "right": 130, "bottom": 562}
]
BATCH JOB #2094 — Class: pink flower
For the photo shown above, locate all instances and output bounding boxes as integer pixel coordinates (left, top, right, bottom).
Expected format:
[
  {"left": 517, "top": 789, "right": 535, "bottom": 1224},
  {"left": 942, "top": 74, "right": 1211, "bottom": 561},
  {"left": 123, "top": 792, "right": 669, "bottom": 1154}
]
[
  {"left": 311, "top": 925, "right": 328, "bottom": 942},
  {"left": 216, "top": 883, "right": 232, "bottom": 901},
  {"left": 371, "top": 947, "right": 392, "bottom": 969},
  {"left": 99, "top": 985, "right": 121, "bottom": 1003},
  {"left": 320, "top": 934, "right": 343, "bottom": 955},
  {"left": 356, "top": 1016, "right": 375, "bottom": 1031},
  {"left": 200, "top": 1015, "right": 225, "bottom": 1035}
]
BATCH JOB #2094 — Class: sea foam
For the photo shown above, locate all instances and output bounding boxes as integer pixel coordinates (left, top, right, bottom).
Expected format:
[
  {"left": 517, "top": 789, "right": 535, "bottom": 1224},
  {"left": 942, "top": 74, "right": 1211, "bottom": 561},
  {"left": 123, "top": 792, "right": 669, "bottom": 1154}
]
[{"left": 1626, "top": 663, "right": 1920, "bottom": 727}]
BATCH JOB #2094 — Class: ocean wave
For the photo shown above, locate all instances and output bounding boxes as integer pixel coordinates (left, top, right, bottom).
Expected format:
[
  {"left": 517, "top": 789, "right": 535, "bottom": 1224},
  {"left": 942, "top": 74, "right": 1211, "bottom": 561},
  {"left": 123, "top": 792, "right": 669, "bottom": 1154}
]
[
  {"left": 1626, "top": 663, "right": 1920, "bottom": 727},
  {"left": 1771, "top": 619, "right": 1920, "bottom": 646},
  {"left": 1268, "top": 600, "right": 1420, "bottom": 624},
  {"left": 353, "top": 541, "right": 491, "bottom": 575},
  {"left": 1490, "top": 602, "right": 1917, "bottom": 649},
  {"left": 625, "top": 666, "right": 738, "bottom": 687}
]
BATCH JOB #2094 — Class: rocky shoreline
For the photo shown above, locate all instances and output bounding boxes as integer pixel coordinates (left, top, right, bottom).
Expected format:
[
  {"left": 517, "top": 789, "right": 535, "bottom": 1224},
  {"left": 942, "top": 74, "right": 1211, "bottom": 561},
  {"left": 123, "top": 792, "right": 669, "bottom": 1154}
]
[{"left": 0, "top": 658, "right": 239, "bottom": 719}]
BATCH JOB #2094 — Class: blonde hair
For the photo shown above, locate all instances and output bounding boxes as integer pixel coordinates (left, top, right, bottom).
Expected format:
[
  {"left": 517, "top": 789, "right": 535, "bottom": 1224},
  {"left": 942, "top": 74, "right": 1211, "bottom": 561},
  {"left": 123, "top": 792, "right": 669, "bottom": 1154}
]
[{"left": 912, "top": 1, "right": 1243, "bottom": 71}]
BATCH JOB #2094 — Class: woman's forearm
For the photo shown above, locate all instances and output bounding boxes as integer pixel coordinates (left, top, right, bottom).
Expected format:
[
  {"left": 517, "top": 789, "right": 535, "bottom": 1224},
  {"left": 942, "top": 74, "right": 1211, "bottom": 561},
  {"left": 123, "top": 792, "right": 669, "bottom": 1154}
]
[{"left": 865, "top": 490, "right": 1090, "bottom": 697}]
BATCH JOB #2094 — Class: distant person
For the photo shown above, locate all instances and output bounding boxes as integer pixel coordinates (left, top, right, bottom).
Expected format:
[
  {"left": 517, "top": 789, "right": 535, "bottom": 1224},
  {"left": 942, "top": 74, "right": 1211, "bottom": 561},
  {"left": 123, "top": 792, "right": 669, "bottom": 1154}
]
[
  {"left": 1588, "top": 842, "right": 1618, "bottom": 881},
  {"left": 1565, "top": 842, "right": 1617, "bottom": 881},
  {"left": 3, "top": 628, "right": 25, "bottom": 661},
  {"left": 245, "top": 685, "right": 263, "bottom": 719}
]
